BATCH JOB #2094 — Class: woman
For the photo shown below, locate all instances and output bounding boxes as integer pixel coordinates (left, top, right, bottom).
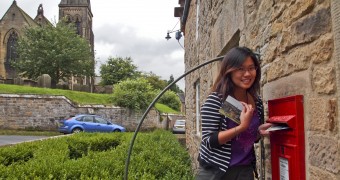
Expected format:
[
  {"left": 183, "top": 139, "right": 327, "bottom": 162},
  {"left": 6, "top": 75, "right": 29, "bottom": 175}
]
[{"left": 196, "top": 47, "right": 272, "bottom": 180}]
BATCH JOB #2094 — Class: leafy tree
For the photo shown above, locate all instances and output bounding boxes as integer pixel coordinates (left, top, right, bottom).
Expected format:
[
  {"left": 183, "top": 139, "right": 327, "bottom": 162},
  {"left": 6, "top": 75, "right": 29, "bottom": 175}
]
[
  {"left": 157, "top": 90, "right": 181, "bottom": 111},
  {"left": 100, "top": 56, "right": 140, "bottom": 85},
  {"left": 14, "top": 20, "right": 94, "bottom": 87},
  {"left": 167, "top": 74, "right": 183, "bottom": 93},
  {"left": 141, "top": 72, "right": 168, "bottom": 90},
  {"left": 111, "top": 78, "right": 155, "bottom": 111}
]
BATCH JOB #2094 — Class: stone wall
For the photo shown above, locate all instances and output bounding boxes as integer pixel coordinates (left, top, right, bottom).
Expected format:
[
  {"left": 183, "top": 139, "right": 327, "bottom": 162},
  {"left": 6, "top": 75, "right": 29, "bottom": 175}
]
[
  {"left": 0, "top": 94, "right": 162, "bottom": 132},
  {"left": 183, "top": 0, "right": 339, "bottom": 179},
  {"left": 160, "top": 113, "right": 186, "bottom": 130}
]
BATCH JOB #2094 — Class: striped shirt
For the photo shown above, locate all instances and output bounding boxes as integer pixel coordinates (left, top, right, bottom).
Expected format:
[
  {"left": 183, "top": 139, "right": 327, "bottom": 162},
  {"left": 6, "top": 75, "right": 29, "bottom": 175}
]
[{"left": 198, "top": 92, "right": 264, "bottom": 172}]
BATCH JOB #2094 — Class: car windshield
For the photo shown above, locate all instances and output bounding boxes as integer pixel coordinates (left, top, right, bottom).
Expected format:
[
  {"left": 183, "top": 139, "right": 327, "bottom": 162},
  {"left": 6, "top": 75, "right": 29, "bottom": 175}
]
[{"left": 175, "top": 120, "right": 185, "bottom": 125}]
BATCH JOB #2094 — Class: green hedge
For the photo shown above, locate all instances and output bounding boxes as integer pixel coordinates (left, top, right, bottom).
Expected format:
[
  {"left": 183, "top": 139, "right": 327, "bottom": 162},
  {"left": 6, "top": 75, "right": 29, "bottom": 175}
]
[{"left": 0, "top": 130, "right": 193, "bottom": 179}]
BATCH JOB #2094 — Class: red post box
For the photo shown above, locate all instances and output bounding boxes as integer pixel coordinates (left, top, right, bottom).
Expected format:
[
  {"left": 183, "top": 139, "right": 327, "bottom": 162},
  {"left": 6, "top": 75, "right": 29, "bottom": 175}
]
[{"left": 267, "top": 95, "right": 305, "bottom": 180}]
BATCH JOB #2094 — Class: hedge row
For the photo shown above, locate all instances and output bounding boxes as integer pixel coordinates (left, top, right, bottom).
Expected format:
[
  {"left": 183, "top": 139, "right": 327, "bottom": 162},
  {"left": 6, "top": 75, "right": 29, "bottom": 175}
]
[{"left": 0, "top": 130, "right": 194, "bottom": 179}]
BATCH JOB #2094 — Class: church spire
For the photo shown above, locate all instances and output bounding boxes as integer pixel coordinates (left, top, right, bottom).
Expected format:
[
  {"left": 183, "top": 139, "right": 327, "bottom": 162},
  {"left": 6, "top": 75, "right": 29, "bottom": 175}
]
[{"left": 37, "top": 4, "right": 44, "bottom": 16}]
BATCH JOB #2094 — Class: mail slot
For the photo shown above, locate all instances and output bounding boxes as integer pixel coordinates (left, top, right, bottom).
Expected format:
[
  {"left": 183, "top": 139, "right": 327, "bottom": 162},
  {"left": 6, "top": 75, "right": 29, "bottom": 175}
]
[{"left": 267, "top": 95, "right": 305, "bottom": 180}]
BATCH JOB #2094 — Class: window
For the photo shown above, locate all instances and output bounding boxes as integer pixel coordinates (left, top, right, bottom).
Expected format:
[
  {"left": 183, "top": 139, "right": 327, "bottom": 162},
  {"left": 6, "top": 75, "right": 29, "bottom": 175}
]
[
  {"left": 76, "top": 117, "right": 83, "bottom": 122},
  {"left": 75, "top": 16, "right": 82, "bottom": 35},
  {"left": 94, "top": 117, "right": 107, "bottom": 124},
  {"left": 83, "top": 116, "right": 93, "bottom": 122},
  {"left": 195, "top": 80, "right": 201, "bottom": 135},
  {"left": 65, "top": 15, "right": 71, "bottom": 23},
  {"left": 6, "top": 31, "right": 18, "bottom": 63}
]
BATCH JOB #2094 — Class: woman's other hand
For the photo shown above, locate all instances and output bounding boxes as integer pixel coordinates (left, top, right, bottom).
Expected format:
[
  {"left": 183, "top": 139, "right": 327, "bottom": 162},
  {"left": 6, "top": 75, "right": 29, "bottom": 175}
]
[{"left": 258, "top": 123, "right": 273, "bottom": 136}]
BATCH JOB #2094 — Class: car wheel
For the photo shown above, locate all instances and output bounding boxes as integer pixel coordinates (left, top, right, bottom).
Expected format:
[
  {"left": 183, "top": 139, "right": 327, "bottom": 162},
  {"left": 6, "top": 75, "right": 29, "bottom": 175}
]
[
  {"left": 113, "top": 129, "right": 121, "bottom": 132},
  {"left": 72, "top": 128, "right": 83, "bottom": 133}
]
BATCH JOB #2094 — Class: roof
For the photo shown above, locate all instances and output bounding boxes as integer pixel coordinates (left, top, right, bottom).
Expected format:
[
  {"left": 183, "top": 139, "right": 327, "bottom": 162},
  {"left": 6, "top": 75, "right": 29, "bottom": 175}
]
[
  {"left": 0, "top": 1, "right": 38, "bottom": 27},
  {"left": 177, "top": 93, "right": 185, "bottom": 103},
  {"left": 33, "top": 4, "right": 53, "bottom": 27}
]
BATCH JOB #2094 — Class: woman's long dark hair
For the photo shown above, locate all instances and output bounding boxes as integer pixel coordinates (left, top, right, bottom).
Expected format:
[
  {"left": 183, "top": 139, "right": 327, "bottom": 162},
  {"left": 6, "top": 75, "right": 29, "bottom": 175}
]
[{"left": 211, "top": 46, "right": 261, "bottom": 101}]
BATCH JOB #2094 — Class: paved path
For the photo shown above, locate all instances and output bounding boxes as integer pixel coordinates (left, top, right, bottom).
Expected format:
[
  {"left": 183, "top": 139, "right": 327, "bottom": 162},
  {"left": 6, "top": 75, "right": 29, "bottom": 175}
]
[{"left": 0, "top": 135, "right": 49, "bottom": 146}]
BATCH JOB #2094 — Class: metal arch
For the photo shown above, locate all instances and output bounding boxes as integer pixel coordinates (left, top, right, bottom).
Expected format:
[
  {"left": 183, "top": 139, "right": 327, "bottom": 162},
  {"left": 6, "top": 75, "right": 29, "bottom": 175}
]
[{"left": 124, "top": 56, "right": 224, "bottom": 180}]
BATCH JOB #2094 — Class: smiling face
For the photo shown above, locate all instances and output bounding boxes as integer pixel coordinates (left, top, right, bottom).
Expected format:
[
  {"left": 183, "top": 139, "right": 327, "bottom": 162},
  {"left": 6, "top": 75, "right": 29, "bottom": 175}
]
[{"left": 230, "top": 56, "right": 257, "bottom": 91}]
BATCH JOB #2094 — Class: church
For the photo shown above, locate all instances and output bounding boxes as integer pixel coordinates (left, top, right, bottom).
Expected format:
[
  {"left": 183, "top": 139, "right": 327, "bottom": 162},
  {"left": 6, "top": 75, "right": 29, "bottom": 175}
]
[{"left": 0, "top": 0, "right": 94, "bottom": 89}]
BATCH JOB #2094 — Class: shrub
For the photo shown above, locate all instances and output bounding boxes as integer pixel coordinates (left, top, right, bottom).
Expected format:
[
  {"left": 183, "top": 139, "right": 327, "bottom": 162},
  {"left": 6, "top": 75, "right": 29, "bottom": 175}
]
[
  {"left": 111, "top": 78, "right": 155, "bottom": 111},
  {"left": 157, "top": 90, "right": 181, "bottom": 111},
  {"left": 0, "top": 130, "right": 194, "bottom": 179}
]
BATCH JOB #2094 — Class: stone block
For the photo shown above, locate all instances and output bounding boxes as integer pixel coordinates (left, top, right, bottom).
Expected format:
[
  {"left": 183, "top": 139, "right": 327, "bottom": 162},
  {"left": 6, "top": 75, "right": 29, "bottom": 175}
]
[
  {"left": 282, "top": 0, "right": 315, "bottom": 25},
  {"left": 264, "top": 30, "right": 280, "bottom": 62},
  {"left": 263, "top": 71, "right": 310, "bottom": 101},
  {"left": 308, "top": 98, "right": 329, "bottom": 132},
  {"left": 311, "top": 34, "right": 333, "bottom": 64},
  {"left": 266, "top": 58, "right": 287, "bottom": 82},
  {"left": 308, "top": 135, "right": 339, "bottom": 174},
  {"left": 285, "top": 46, "right": 311, "bottom": 71},
  {"left": 310, "top": 166, "right": 338, "bottom": 180},
  {"left": 312, "top": 65, "right": 335, "bottom": 94},
  {"left": 287, "top": 8, "right": 331, "bottom": 51}
]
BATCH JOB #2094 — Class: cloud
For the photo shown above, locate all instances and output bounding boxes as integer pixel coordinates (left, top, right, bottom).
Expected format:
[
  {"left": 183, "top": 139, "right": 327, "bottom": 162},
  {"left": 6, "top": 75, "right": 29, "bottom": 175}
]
[
  {"left": 94, "top": 23, "right": 185, "bottom": 89},
  {"left": 0, "top": 0, "right": 186, "bottom": 90}
]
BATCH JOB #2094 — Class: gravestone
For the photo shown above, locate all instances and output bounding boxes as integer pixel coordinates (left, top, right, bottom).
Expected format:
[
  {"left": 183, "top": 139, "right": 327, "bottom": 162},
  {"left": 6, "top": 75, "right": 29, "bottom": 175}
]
[{"left": 38, "top": 74, "right": 51, "bottom": 88}]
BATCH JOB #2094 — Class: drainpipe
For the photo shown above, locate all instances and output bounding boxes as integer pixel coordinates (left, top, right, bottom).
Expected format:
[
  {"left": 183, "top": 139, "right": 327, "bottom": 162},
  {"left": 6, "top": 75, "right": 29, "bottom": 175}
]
[{"left": 181, "top": 0, "right": 191, "bottom": 33}]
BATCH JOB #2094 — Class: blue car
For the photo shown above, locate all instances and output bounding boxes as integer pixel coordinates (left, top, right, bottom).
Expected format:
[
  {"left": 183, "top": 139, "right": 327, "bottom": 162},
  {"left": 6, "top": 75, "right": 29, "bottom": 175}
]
[{"left": 58, "top": 114, "right": 126, "bottom": 134}]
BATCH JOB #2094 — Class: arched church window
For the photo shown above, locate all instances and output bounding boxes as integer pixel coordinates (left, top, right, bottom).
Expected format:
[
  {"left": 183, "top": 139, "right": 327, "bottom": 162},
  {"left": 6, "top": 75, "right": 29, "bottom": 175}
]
[
  {"left": 6, "top": 31, "right": 18, "bottom": 63},
  {"left": 65, "top": 15, "right": 71, "bottom": 23},
  {"left": 75, "top": 16, "right": 82, "bottom": 35}
]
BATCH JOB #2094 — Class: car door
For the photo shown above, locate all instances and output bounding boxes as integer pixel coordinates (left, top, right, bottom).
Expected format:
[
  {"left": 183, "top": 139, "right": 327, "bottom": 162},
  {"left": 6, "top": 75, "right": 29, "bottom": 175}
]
[
  {"left": 94, "top": 116, "right": 113, "bottom": 132},
  {"left": 81, "top": 115, "right": 97, "bottom": 132}
]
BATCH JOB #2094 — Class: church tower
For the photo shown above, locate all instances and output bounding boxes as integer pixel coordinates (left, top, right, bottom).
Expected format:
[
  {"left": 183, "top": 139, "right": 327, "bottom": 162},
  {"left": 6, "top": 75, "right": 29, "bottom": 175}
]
[
  {"left": 58, "top": 0, "right": 94, "bottom": 53},
  {"left": 58, "top": 0, "right": 94, "bottom": 89}
]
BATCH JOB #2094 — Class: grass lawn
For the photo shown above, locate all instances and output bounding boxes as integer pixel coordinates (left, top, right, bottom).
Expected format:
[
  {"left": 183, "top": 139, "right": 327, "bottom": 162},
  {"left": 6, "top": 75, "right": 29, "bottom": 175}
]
[
  {"left": 0, "top": 84, "right": 112, "bottom": 105},
  {"left": 0, "top": 84, "right": 181, "bottom": 114}
]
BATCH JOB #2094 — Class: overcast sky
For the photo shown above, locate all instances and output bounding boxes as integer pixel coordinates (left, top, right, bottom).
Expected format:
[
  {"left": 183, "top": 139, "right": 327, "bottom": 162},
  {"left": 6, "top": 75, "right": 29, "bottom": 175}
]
[{"left": 0, "top": 0, "right": 185, "bottom": 90}]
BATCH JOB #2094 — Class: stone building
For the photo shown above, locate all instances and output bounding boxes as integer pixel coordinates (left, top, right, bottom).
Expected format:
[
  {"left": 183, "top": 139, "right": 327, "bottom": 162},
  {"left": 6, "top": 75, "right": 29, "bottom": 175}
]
[
  {"left": 0, "top": 0, "right": 50, "bottom": 80},
  {"left": 176, "top": 0, "right": 339, "bottom": 179},
  {"left": 58, "top": 0, "right": 95, "bottom": 90},
  {"left": 0, "top": 0, "right": 94, "bottom": 90},
  {"left": 59, "top": 0, "right": 94, "bottom": 60}
]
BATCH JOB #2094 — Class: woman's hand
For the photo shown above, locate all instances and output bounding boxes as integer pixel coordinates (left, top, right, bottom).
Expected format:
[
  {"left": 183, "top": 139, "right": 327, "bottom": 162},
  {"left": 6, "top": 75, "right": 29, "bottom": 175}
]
[
  {"left": 258, "top": 123, "right": 273, "bottom": 136},
  {"left": 238, "top": 102, "right": 255, "bottom": 132}
]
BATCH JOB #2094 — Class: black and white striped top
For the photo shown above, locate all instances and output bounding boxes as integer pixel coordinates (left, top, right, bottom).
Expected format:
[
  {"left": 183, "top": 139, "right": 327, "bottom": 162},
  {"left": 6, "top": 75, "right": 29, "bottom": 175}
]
[{"left": 198, "top": 92, "right": 264, "bottom": 172}]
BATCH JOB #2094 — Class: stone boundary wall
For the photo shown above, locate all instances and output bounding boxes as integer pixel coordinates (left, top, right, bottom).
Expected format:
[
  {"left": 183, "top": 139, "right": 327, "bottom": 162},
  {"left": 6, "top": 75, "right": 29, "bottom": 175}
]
[
  {"left": 0, "top": 94, "right": 162, "bottom": 131},
  {"left": 160, "top": 113, "right": 186, "bottom": 130}
]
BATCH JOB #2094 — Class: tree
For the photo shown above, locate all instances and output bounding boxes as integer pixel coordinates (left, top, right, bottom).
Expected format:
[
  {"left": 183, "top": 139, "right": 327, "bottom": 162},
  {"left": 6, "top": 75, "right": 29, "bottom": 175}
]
[
  {"left": 111, "top": 78, "right": 155, "bottom": 111},
  {"left": 100, "top": 56, "right": 140, "bottom": 85},
  {"left": 167, "top": 74, "right": 183, "bottom": 93},
  {"left": 14, "top": 20, "right": 94, "bottom": 87},
  {"left": 157, "top": 90, "right": 181, "bottom": 111},
  {"left": 140, "top": 72, "right": 168, "bottom": 90}
]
